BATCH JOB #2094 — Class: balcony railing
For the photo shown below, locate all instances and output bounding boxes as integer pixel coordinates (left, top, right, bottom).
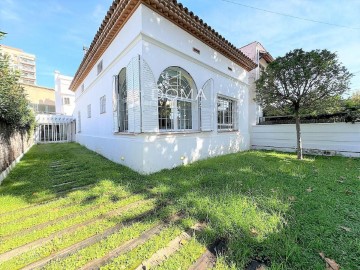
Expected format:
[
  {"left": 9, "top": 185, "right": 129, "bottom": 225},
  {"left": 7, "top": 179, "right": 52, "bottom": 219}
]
[
  {"left": 19, "top": 57, "right": 35, "bottom": 64},
  {"left": 21, "top": 65, "right": 35, "bottom": 71}
]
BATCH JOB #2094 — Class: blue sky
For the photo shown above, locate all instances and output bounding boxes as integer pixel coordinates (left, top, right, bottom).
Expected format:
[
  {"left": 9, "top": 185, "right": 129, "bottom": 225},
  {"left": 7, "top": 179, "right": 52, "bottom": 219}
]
[{"left": 1, "top": 0, "right": 359, "bottom": 95}]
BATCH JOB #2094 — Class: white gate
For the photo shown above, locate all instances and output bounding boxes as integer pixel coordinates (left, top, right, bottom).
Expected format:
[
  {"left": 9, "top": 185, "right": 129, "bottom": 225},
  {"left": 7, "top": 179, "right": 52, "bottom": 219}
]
[{"left": 35, "top": 114, "right": 74, "bottom": 143}]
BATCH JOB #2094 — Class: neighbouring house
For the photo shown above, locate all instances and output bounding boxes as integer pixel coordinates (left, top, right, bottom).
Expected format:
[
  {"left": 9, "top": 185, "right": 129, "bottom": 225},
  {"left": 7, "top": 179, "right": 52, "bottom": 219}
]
[
  {"left": 54, "top": 71, "right": 75, "bottom": 116},
  {"left": 70, "top": 0, "right": 257, "bottom": 174},
  {"left": 33, "top": 72, "right": 75, "bottom": 144},
  {"left": 240, "top": 41, "right": 274, "bottom": 126},
  {"left": 22, "top": 84, "right": 56, "bottom": 114}
]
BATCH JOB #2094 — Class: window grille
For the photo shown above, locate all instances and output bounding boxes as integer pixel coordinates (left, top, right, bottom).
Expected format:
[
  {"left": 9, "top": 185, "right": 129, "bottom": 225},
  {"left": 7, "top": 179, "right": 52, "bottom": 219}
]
[
  {"left": 217, "top": 96, "right": 237, "bottom": 131},
  {"left": 117, "top": 68, "right": 128, "bottom": 132},
  {"left": 157, "top": 66, "right": 198, "bottom": 132}
]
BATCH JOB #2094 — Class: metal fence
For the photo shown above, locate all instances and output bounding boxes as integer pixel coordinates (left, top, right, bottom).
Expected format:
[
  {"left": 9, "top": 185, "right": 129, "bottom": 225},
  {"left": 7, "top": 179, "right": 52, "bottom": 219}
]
[
  {"left": 35, "top": 114, "right": 74, "bottom": 143},
  {"left": 259, "top": 112, "right": 360, "bottom": 125}
]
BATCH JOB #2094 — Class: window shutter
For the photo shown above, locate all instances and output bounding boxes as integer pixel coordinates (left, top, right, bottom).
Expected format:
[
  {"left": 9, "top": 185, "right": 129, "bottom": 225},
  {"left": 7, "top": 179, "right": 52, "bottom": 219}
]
[
  {"left": 200, "top": 79, "right": 214, "bottom": 131},
  {"left": 141, "top": 58, "right": 159, "bottom": 133},
  {"left": 126, "top": 56, "right": 141, "bottom": 133},
  {"left": 112, "top": 75, "right": 119, "bottom": 133}
]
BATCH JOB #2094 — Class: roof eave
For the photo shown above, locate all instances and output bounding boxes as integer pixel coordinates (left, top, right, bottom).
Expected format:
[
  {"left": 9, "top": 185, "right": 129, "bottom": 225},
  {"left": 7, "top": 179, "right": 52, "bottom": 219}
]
[{"left": 70, "top": 0, "right": 257, "bottom": 91}]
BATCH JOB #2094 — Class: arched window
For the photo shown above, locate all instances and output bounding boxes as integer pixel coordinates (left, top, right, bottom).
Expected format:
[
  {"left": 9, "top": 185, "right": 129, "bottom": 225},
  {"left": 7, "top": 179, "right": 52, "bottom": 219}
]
[
  {"left": 118, "top": 68, "right": 128, "bottom": 132},
  {"left": 157, "top": 67, "right": 198, "bottom": 131}
]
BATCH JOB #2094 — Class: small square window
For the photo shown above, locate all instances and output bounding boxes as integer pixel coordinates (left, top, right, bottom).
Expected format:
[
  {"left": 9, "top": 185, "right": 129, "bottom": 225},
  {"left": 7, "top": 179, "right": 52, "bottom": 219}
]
[
  {"left": 81, "top": 84, "right": 85, "bottom": 92},
  {"left": 87, "top": 104, "right": 91, "bottom": 118},
  {"left": 97, "top": 60, "right": 103, "bottom": 75},
  {"left": 64, "top": 97, "right": 70, "bottom": 105},
  {"left": 100, "top": 95, "right": 106, "bottom": 114}
]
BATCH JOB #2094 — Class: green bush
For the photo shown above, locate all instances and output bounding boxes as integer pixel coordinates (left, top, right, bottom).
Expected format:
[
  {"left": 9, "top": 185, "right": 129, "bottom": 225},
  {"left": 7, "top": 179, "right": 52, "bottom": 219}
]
[
  {"left": 343, "top": 91, "right": 360, "bottom": 123},
  {"left": 0, "top": 50, "right": 35, "bottom": 134}
]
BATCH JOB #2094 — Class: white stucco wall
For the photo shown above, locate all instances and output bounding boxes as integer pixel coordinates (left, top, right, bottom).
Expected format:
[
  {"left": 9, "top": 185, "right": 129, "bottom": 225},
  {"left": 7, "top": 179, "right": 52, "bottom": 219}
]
[
  {"left": 251, "top": 123, "right": 360, "bottom": 157},
  {"left": 55, "top": 71, "right": 75, "bottom": 116},
  {"left": 73, "top": 4, "right": 252, "bottom": 174},
  {"left": 141, "top": 6, "right": 248, "bottom": 83},
  {"left": 248, "top": 54, "right": 268, "bottom": 127}
]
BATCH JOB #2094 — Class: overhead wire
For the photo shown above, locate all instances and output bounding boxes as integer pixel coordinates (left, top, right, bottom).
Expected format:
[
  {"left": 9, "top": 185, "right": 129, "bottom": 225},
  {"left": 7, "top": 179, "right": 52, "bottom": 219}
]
[{"left": 220, "top": 0, "right": 360, "bottom": 30}]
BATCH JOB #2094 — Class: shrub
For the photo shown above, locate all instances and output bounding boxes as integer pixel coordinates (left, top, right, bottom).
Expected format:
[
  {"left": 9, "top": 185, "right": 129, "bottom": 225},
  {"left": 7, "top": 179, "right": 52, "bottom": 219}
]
[{"left": 0, "top": 50, "right": 35, "bottom": 134}]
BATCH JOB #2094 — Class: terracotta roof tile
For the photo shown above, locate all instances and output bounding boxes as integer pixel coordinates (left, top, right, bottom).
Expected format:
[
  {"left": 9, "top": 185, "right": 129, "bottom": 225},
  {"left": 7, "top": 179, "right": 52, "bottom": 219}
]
[{"left": 70, "top": 0, "right": 257, "bottom": 91}]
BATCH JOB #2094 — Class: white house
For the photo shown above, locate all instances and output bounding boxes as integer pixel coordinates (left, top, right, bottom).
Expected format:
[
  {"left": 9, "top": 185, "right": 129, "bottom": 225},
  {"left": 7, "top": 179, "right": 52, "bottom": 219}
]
[
  {"left": 70, "top": 0, "right": 257, "bottom": 174},
  {"left": 55, "top": 71, "right": 75, "bottom": 116},
  {"left": 240, "top": 41, "right": 274, "bottom": 126}
]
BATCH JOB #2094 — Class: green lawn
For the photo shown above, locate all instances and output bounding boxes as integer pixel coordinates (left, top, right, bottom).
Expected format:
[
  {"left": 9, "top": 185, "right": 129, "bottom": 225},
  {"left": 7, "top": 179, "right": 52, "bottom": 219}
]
[{"left": 0, "top": 143, "right": 359, "bottom": 269}]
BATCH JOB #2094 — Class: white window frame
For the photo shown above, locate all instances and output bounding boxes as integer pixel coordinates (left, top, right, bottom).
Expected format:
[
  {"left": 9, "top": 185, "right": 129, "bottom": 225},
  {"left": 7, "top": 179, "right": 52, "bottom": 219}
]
[
  {"left": 217, "top": 95, "right": 238, "bottom": 131},
  {"left": 157, "top": 66, "right": 199, "bottom": 132},
  {"left": 117, "top": 68, "right": 128, "bottom": 132},
  {"left": 100, "top": 95, "right": 106, "bottom": 114}
]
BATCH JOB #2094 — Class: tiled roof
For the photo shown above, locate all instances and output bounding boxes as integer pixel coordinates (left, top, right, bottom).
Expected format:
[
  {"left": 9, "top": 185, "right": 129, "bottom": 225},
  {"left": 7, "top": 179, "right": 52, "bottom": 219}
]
[
  {"left": 70, "top": 0, "right": 257, "bottom": 91},
  {"left": 239, "top": 41, "right": 274, "bottom": 63}
]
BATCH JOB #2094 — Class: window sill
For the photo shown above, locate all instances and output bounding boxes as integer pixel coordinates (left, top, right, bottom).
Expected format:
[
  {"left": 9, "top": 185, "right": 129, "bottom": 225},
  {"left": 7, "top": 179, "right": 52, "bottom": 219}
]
[
  {"left": 156, "top": 130, "right": 204, "bottom": 136},
  {"left": 114, "top": 132, "right": 137, "bottom": 136},
  {"left": 113, "top": 130, "right": 214, "bottom": 137},
  {"left": 217, "top": 130, "right": 239, "bottom": 133}
]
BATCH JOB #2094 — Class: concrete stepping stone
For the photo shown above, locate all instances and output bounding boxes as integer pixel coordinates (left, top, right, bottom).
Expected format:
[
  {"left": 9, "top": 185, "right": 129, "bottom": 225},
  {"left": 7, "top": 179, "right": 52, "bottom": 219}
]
[
  {"left": 0, "top": 198, "right": 68, "bottom": 219},
  {"left": 52, "top": 180, "right": 79, "bottom": 188},
  {"left": 188, "top": 249, "right": 216, "bottom": 270},
  {"left": 0, "top": 199, "right": 150, "bottom": 263},
  {"left": 1, "top": 201, "right": 103, "bottom": 241},
  {"left": 135, "top": 223, "right": 206, "bottom": 270},
  {"left": 79, "top": 214, "right": 183, "bottom": 270},
  {"left": 21, "top": 214, "right": 157, "bottom": 270},
  {"left": 0, "top": 201, "right": 73, "bottom": 226},
  {"left": 55, "top": 183, "right": 95, "bottom": 195}
]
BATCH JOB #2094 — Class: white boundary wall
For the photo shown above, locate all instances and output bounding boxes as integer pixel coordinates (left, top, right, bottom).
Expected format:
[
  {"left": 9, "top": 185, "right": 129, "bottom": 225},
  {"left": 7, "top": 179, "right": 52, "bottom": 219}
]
[
  {"left": 0, "top": 145, "right": 32, "bottom": 185},
  {"left": 251, "top": 123, "right": 360, "bottom": 157}
]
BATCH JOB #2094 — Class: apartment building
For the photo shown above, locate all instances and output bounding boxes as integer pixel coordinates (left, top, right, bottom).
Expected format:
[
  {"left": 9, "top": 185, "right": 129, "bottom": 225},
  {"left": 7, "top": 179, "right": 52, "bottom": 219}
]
[{"left": 0, "top": 44, "right": 36, "bottom": 85}]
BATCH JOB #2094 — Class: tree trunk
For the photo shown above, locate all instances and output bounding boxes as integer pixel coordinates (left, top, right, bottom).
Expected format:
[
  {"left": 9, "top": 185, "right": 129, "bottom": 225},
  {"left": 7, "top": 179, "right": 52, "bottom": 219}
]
[{"left": 295, "top": 112, "right": 303, "bottom": 160}]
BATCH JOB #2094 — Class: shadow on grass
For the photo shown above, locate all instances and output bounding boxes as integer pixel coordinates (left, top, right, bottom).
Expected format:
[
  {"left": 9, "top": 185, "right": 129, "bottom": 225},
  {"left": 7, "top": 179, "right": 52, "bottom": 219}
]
[{"left": 0, "top": 143, "right": 359, "bottom": 269}]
